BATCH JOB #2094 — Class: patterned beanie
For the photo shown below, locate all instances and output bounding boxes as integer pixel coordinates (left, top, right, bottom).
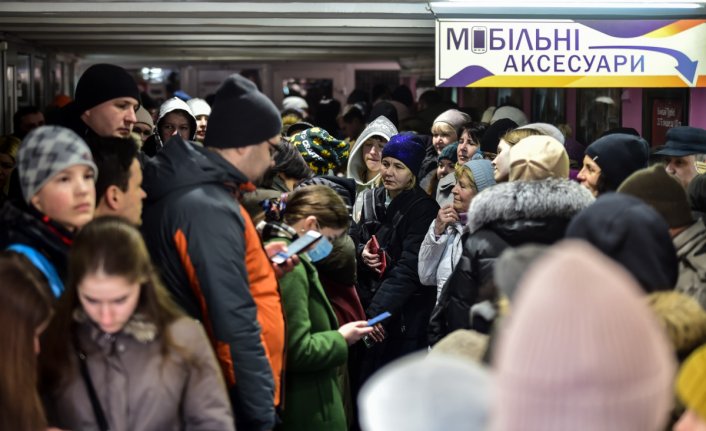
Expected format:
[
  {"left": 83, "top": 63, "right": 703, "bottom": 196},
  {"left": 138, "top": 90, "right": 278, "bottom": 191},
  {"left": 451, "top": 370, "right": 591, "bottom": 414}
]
[
  {"left": 492, "top": 240, "right": 676, "bottom": 431},
  {"left": 382, "top": 132, "right": 427, "bottom": 178},
  {"left": 291, "top": 127, "right": 349, "bottom": 175},
  {"left": 74, "top": 64, "right": 140, "bottom": 113},
  {"left": 438, "top": 142, "right": 459, "bottom": 164},
  {"left": 677, "top": 345, "right": 706, "bottom": 422},
  {"left": 18, "top": 125, "right": 98, "bottom": 204}
]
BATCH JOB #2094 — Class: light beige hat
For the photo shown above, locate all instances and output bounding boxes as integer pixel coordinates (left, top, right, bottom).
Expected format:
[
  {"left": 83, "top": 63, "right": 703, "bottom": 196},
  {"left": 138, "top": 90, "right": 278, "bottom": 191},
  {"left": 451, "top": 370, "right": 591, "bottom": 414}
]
[{"left": 509, "top": 135, "right": 569, "bottom": 181}]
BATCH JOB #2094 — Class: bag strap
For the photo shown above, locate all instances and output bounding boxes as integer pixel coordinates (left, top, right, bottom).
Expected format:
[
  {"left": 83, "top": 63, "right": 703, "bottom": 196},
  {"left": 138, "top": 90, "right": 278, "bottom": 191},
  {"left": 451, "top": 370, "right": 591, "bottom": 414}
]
[
  {"left": 361, "top": 188, "right": 377, "bottom": 222},
  {"left": 73, "top": 333, "right": 111, "bottom": 431},
  {"left": 6, "top": 244, "right": 64, "bottom": 297}
]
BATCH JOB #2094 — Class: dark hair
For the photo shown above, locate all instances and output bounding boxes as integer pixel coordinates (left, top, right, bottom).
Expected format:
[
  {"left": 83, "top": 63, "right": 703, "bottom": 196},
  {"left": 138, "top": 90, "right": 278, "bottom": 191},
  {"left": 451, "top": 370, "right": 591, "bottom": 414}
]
[
  {"left": 391, "top": 85, "right": 414, "bottom": 107},
  {"left": 0, "top": 252, "right": 52, "bottom": 431},
  {"left": 86, "top": 135, "right": 138, "bottom": 202},
  {"left": 12, "top": 106, "right": 42, "bottom": 136},
  {"left": 283, "top": 185, "right": 350, "bottom": 231},
  {"left": 418, "top": 90, "right": 443, "bottom": 107},
  {"left": 342, "top": 104, "right": 366, "bottom": 123},
  {"left": 261, "top": 139, "right": 312, "bottom": 188},
  {"left": 40, "top": 217, "right": 185, "bottom": 390},
  {"left": 461, "top": 122, "right": 487, "bottom": 145}
]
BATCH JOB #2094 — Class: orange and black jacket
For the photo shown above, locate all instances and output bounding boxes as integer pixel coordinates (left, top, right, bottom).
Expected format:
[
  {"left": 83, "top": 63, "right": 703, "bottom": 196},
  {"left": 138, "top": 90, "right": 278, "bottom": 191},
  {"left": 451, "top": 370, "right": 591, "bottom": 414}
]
[{"left": 141, "top": 136, "right": 285, "bottom": 431}]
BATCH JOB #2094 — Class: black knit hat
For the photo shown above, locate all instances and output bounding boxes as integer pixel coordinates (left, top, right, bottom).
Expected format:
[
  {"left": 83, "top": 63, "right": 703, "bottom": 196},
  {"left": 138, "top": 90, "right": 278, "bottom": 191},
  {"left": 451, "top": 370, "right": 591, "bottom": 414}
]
[
  {"left": 205, "top": 74, "right": 282, "bottom": 148},
  {"left": 480, "top": 118, "right": 517, "bottom": 155},
  {"left": 75, "top": 64, "right": 140, "bottom": 113},
  {"left": 586, "top": 133, "right": 649, "bottom": 191}
]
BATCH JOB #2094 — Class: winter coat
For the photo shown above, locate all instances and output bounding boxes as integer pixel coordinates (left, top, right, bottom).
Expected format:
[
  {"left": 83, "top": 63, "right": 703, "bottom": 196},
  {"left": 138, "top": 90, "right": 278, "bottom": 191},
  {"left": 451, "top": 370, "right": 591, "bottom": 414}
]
[
  {"left": 264, "top": 236, "right": 348, "bottom": 431},
  {"left": 47, "top": 315, "right": 234, "bottom": 431},
  {"left": 435, "top": 172, "right": 456, "bottom": 207},
  {"left": 418, "top": 220, "right": 465, "bottom": 302},
  {"left": 0, "top": 201, "right": 72, "bottom": 296},
  {"left": 428, "top": 179, "right": 594, "bottom": 345},
  {"left": 673, "top": 218, "right": 706, "bottom": 310},
  {"left": 356, "top": 185, "right": 439, "bottom": 363},
  {"left": 347, "top": 116, "right": 397, "bottom": 222},
  {"left": 140, "top": 136, "right": 284, "bottom": 431},
  {"left": 142, "top": 97, "right": 197, "bottom": 157}
]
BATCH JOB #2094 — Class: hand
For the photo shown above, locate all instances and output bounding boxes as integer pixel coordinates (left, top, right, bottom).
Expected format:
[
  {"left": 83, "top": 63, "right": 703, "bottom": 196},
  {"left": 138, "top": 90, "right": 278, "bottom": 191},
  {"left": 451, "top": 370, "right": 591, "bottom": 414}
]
[
  {"left": 338, "top": 321, "right": 375, "bottom": 346},
  {"left": 265, "top": 241, "right": 301, "bottom": 278},
  {"left": 434, "top": 204, "right": 459, "bottom": 236},
  {"left": 368, "top": 323, "right": 386, "bottom": 343},
  {"left": 362, "top": 239, "right": 382, "bottom": 274}
]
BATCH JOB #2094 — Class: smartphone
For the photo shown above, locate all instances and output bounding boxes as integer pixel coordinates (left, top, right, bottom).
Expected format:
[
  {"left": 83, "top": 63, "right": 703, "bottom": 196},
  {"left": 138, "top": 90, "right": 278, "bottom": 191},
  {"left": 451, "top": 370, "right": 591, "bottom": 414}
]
[
  {"left": 472, "top": 26, "right": 487, "bottom": 54},
  {"left": 270, "top": 230, "right": 322, "bottom": 265},
  {"left": 367, "top": 311, "right": 391, "bottom": 327}
]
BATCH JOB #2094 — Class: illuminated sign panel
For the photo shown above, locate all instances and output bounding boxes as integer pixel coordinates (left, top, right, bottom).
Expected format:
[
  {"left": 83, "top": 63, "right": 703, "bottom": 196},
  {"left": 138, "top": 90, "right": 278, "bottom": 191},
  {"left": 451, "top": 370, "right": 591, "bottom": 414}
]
[{"left": 436, "top": 19, "right": 706, "bottom": 87}]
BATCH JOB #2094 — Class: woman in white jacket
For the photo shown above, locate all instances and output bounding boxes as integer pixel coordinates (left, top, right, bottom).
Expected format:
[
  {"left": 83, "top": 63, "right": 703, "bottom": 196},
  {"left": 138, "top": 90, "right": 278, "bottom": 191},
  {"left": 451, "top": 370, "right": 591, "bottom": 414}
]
[{"left": 418, "top": 159, "right": 495, "bottom": 302}]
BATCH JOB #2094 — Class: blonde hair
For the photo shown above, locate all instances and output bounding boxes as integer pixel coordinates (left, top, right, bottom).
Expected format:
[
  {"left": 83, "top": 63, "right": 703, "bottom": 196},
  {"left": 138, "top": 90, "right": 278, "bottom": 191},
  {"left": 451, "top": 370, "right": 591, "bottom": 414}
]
[
  {"left": 431, "top": 122, "right": 457, "bottom": 139},
  {"left": 283, "top": 185, "right": 350, "bottom": 230},
  {"left": 501, "top": 128, "right": 542, "bottom": 146},
  {"left": 454, "top": 164, "right": 478, "bottom": 193}
]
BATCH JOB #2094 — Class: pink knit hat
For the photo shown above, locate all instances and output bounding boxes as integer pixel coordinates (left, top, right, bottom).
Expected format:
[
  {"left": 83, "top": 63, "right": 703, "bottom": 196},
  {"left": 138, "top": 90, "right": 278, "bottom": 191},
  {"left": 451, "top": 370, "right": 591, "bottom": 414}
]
[{"left": 491, "top": 240, "right": 676, "bottom": 431}]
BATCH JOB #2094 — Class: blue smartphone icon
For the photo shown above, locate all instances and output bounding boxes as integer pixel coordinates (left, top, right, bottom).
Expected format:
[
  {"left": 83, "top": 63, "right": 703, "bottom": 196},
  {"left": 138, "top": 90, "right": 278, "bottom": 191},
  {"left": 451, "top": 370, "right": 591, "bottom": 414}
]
[
  {"left": 472, "top": 27, "right": 486, "bottom": 54},
  {"left": 367, "top": 311, "right": 391, "bottom": 326}
]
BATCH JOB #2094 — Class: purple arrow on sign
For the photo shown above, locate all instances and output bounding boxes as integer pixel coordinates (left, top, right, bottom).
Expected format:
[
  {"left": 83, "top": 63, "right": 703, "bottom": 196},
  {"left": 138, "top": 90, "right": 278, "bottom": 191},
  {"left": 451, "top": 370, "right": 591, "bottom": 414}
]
[{"left": 589, "top": 45, "right": 698, "bottom": 84}]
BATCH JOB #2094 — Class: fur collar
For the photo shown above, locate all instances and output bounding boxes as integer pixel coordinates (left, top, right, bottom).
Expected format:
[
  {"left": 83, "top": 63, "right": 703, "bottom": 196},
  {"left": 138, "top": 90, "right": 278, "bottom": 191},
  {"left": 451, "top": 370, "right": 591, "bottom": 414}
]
[
  {"left": 467, "top": 178, "right": 594, "bottom": 234},
  {"left": 74, "top": 308, "right": 158, "bottom": 343}
]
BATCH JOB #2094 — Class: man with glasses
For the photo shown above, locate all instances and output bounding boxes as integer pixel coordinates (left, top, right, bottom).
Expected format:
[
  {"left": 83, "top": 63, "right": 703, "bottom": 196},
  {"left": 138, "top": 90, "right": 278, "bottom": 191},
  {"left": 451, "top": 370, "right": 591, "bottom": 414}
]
[{"left": 141, "top": 73, "right": 290, "bottom": 431}]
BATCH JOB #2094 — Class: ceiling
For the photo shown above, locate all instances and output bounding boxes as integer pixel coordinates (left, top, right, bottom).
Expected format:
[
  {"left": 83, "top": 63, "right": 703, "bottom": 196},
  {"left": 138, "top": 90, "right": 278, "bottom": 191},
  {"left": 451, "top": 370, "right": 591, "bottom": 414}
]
[{"left": 0, "top": 1, "right": 438, "bottom": 63}]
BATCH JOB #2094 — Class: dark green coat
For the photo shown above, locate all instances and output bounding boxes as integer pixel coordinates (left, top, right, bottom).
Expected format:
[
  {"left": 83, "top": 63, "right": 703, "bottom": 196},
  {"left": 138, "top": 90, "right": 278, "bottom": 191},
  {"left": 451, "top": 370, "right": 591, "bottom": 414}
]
[{"left": 271, "top": 239, "right": 348, "bottom": 431}]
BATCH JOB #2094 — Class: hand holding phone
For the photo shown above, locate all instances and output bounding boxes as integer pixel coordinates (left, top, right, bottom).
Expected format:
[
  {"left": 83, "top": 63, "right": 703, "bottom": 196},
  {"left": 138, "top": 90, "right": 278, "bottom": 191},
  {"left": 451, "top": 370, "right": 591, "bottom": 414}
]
[{"left": 270, "top": 231, "right": 322, "bottom": 265}]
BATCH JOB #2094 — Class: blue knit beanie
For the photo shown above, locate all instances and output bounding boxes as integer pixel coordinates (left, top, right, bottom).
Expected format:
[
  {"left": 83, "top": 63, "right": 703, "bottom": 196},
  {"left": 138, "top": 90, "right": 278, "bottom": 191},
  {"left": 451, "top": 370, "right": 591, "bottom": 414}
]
[
  {"left": 438, "top": 142, "right": 459, "bottom": 164},
  {"left": 382, "top": 132, "right": 426, "bottom": 177},
  {"left": 464, "top": 159, "right": 496, "bottom": 192}
]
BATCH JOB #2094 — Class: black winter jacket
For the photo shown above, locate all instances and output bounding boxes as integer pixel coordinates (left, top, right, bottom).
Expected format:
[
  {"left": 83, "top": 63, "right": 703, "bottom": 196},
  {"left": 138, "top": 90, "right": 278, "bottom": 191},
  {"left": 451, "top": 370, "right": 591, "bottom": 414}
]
[{"left": 428, "top": 179, "right": 594, "bottom": 345}]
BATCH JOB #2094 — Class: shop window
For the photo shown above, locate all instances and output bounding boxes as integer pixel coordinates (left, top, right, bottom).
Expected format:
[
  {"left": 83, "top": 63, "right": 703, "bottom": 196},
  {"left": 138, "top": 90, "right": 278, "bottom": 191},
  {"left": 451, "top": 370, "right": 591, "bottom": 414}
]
[
  {"left": 532, "top": 89, "right": 565, "bottom": 125},
  {"left": 642, "top": 88, "right": 688, "bottom": 147},
  {"left": 576, "top": 89, "right": 622, "bottom": 145},
  {"left": 496, "top": 88, "right": 522, "bottom": 110}
]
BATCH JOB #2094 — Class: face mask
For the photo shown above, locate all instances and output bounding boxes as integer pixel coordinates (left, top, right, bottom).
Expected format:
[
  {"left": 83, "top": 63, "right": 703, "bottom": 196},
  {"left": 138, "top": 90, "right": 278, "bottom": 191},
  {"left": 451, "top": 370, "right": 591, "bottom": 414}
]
[{"left": 307, "top": 236, "right": 333, "bottom": 262}]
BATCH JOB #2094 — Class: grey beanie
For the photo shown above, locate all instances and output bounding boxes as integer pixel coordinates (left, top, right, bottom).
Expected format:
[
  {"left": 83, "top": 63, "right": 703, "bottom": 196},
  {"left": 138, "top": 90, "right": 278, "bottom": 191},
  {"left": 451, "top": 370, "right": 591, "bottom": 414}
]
[
  {"left": 464, "top": 159, "right": 496, "bottom": 192},
  {"left": 434, "top": 109, "right": 471, "bottom": 135},
  {"left": 17, "top": 125, "right": 98, "bottom": 204},
  {"left": 205, "top": 74, "right": 282, "bottom": 148}
]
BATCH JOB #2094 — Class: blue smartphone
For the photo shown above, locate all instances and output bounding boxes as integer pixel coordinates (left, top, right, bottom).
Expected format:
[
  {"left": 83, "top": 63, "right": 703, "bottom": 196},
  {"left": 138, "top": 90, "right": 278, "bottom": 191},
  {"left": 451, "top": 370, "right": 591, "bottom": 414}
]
[
  {"left": 367, "top": 311, "right": 391, "bottom": 326},
  {"left": 270, "top": 230, "right": 322, "bottom": 265}
]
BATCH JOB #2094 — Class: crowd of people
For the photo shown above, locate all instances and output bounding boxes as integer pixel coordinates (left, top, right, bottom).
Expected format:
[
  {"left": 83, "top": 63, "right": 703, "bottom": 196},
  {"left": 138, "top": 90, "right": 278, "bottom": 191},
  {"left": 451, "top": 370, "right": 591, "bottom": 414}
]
[{"left": 2, "top": 62, "right": 706, "bottom": 431}]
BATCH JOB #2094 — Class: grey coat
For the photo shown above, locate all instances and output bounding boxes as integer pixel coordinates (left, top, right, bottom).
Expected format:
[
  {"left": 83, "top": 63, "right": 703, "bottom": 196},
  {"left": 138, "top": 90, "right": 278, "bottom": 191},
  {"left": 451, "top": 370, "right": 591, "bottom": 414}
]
[{"left": 47, "top": 315, "right": 234, "bottom": 431}]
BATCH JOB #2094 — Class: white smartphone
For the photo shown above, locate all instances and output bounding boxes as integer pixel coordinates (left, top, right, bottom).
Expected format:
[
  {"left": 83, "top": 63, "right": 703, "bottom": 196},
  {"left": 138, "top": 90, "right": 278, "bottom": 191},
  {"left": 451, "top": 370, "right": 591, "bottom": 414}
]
[
  {"left": 472, "top": 26, "right": 487, "bottom": 54},
  {"left": 270, "top": 230, "right": 322, "bottom": 265}
]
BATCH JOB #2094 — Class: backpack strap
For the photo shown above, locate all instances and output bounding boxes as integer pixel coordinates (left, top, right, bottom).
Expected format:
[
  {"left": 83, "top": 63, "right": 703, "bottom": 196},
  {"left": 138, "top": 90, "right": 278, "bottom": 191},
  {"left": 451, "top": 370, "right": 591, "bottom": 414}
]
[{"left": 7, "top": 244, "right": 64, "bottom": 298}]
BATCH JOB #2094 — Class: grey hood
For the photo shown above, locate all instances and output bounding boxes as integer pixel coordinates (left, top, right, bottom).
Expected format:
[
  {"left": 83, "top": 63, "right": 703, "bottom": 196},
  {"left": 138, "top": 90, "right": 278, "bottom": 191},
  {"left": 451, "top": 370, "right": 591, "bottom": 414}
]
[
  {"left": 467, "top": 178, "right": 594, "bottom": 234},
  {"left": 346, "top": 115, "right": 397, "bottom": 185}
]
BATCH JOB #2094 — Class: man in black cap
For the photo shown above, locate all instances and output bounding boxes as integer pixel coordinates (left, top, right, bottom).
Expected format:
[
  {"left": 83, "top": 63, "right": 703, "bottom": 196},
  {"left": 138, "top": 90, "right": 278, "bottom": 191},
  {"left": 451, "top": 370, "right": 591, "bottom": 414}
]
[
  {"left": 58, "top": 63, "right": 141, "bottom": 139},
  {"left": 141, "top": 74, "right": 289, "bottom": 431},
  {"left": 654, "top": 126, "right": 706, "bottom": 188}
]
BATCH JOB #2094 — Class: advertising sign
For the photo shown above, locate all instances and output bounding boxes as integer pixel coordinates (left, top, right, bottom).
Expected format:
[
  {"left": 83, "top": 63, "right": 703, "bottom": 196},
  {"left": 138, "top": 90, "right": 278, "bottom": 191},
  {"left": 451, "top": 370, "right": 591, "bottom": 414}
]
[{"left": 436, "top": 19, "right": 706, "bottom": 88}]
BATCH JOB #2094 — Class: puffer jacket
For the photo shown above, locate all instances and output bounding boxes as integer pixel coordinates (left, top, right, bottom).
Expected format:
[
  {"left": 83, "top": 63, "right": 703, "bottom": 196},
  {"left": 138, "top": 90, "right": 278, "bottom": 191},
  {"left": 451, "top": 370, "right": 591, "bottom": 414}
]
[
  {"left": 46, "top": 315, "right": 234, "bottom": 431},
  {"left": 428, "top": 179, "right": 594, "bottom": 345}
]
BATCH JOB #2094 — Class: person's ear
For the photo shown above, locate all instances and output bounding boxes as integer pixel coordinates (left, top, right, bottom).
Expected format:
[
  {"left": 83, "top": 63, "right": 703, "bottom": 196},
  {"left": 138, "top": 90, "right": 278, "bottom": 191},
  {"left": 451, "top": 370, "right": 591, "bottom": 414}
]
[
  {"left": 30, "top": 194, "right": 43, "bottom": 212},
  {"left": 104, "top": 185, "right": 122, "bottom": 211},
  {"left": 303, "top": 215, "right": 318, "bottom": 232}
]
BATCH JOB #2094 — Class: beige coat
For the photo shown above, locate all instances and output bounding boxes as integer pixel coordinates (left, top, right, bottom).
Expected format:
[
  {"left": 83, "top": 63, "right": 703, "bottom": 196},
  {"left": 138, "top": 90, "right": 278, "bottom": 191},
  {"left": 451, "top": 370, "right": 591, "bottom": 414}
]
[
  {"left": 47, "top": 315, "right": 234, "bottom": 431},
  {"left": 674, "top": 218, "right": 706, "bottom": 310}
]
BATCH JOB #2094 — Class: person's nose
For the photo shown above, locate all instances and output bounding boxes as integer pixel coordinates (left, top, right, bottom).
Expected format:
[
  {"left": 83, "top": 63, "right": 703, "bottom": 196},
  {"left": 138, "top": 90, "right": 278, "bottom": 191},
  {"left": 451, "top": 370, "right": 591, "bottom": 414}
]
[{"left": 125, "top": 109, "right": 137, "bottom": 125}]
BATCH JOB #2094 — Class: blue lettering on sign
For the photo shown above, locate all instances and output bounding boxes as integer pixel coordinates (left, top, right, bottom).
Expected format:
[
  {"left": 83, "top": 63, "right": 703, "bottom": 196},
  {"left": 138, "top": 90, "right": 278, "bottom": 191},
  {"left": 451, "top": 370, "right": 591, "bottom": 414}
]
[
  {"left": 502, "top": 54, "right": 647, "bottom": 73},
  {"left": 447, "top": 28, "right": 468, "bottom": 50},
  {"left": 489, "top": 28, "right": 580, "bottom": 51}
]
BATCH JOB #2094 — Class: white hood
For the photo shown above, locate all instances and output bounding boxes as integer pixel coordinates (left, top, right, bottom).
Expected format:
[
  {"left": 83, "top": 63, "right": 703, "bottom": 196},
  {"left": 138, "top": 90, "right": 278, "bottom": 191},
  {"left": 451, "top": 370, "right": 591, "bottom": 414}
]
[{"left": 346, "top": 115, "right": 398, "bottom": 185}]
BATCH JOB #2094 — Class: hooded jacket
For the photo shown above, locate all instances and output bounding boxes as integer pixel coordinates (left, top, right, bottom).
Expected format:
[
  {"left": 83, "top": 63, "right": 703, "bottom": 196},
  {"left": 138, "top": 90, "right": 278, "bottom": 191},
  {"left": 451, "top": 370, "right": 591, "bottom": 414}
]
[
  {"left": 142, "top": 97, "right": 197, "bottom": 157},
  {"left": 429, "top": 179, "right": 594, "bottom": 344},
  {"left": 347, "top": 116, "right": 397, "bottom": 221},
  {"left": 140, "top": 136, "right": 284, "bottom": 431}
]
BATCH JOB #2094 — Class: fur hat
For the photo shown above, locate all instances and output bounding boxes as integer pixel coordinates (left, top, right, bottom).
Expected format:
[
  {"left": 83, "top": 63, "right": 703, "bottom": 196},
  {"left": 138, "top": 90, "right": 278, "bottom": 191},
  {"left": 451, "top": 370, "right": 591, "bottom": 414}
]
[
  {"left": 677, "top": 345, "right": 706, "bottom": 422},
  {"left": 585, "top": 133, "right": 649, "bottom": 191},
  {"left": 492, "top": 240, "right": 676, "bottom": 431},
  {"left": 186, "top": 98, "right": 211, "bottom": 118},
  {"left": 434, "top": 109, "right": 471, "bottom": 135},
  {"left": 291, "top": 127, "right": 348, "bottom": 175},
  {"left": 430, "top": 329, "right": 490, "bottom": 364},
  {"left": 74, "top": 64, "right": 140, "bottom": 113},
  {"left": 654, "top": 126, "right": 706, "bottom": 157},
  {"left": 205, "top": 74, "right": 282, "bottom": 148},
  {"left": 618, "top": 164, "right": 694, "bottom": 228},
  {"left": 18, "top": 126, "right": 97, "bottom": 204},
  {"left": 381, "top": 132, "right": 426, "bottom": 177},
  {"left": 509, "top": 135, "right": 569, "bottom": 181},
  {"left": 566, "top": 193, "right": 678, "bottom": 292},
  {"left": 646, "top": 291, "right": 706, "bottom": 355},
  {"left": 359, "top": 352, "right": 491, "bottom": 431}
]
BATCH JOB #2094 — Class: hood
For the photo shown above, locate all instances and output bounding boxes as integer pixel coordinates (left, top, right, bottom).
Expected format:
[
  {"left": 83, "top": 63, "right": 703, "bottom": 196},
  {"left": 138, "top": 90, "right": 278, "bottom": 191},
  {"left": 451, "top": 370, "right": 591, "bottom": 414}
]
[
  {"left": 142, "top": 135, "right": 247, "bottom": 203},
  {"left": 347, "top": 115, "right": 397, "bottom": 184},
  {"left": 156, "top": 97, "right": 197, "bottom": 146},
  {"left": 467, "top": 178, "right": 594, "bottom": 234}
]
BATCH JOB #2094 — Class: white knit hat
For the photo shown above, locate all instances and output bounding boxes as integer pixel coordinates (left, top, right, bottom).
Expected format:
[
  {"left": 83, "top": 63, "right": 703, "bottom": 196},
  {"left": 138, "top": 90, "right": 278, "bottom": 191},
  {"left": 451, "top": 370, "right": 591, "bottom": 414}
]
[{"left": 491, "top": 240, "right": 676, "bottom": 431}]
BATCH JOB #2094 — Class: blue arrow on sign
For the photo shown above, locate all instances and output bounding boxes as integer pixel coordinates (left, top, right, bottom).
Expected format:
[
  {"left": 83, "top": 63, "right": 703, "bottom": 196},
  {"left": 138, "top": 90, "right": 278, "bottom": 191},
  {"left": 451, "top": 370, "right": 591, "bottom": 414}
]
[{"left": 589, "top": 45, "right": 698, "bottom": 84}]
